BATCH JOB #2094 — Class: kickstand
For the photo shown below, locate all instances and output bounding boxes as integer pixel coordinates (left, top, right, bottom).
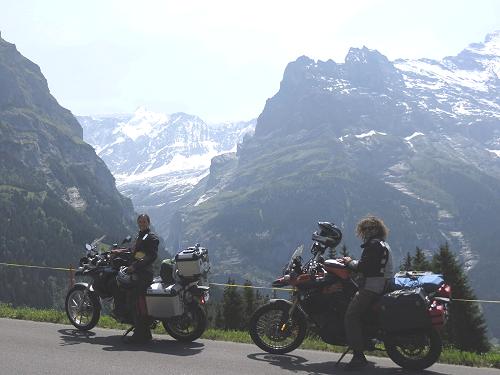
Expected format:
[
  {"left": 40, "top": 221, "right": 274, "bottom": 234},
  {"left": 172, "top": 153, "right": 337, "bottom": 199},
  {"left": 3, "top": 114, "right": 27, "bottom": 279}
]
[
  {"left": 122, "top": 326, "right": 135, "bottom": 338},
  {"left": 336, "top": 347, "right": 351, "bottom": 367}
]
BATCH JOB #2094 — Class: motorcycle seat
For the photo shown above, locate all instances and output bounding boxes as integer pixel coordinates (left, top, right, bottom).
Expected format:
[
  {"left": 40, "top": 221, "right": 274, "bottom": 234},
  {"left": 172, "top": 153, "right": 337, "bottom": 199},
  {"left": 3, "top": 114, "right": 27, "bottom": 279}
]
[{"left": 324, "top": 259, "right": 346, "bottom": 269}]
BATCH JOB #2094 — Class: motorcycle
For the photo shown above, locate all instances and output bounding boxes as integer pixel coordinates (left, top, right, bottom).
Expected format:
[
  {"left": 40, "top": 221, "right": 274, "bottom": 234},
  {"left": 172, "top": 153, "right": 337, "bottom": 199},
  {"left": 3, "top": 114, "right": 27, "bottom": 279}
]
[
  {"left": 249, "top": 222, "right": 451, "bottom": 370},
  {"left": 65, "top": 236, "right": 210, "bottom": 342}
]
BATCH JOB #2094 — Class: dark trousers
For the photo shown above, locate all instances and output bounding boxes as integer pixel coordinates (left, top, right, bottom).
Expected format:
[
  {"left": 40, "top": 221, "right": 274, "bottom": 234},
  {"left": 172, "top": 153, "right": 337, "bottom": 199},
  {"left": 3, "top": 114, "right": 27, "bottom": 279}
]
[
  {"left": 344, "top": 289, "right": 379, "bottom": 351},
  {"left": 126, "top": 273, "right": 152, "bottom": 337}
]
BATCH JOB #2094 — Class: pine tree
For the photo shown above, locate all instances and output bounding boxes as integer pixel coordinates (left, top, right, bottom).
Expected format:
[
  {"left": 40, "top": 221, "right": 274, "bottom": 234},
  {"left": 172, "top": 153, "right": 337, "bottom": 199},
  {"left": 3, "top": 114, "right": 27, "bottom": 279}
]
[
  {"left": 222, "top": 278, "right": 244, "bottom": 330},
  {"left": 431, "top": 243, "right": 490, "bottom": 353},
  {"left": 413, "top": 247, "right": 431, "bottom": 271},
  {"left": 242, "top": 280, "right": 255, "bottom": 329},
  {"left": 400, "top": 252, "right": 413, "bottom": 271}
]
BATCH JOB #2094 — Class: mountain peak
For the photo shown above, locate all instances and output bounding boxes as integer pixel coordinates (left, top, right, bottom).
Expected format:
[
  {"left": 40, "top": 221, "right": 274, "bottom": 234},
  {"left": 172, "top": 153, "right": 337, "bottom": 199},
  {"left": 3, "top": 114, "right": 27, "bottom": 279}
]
[
  {"left": 485, "top": 30, "right": 500, "bottom": 43},
  {"left": 0, "top": 34, "right": 83, "bottom": 139},
  {"left": 345, "top": 46, "right": 388, "bottom": 65},
  {"left": 344, "top": 46, "right": 404, "bottom": 91},
  {"left": 171, "top": 112, "right": 204, "bottom": 123},
  {"left": 116, "top": 107, "right": 169, "bottom": 141},
  {"left": 481, "top": 30, "right": 500, "bottom": 57},
  {"left": 134, "top": 105, "right": 149, "bottom": 115},
  {"left": 442, "top": 31, "right": 500, "bottom": 73},
  {"left": 283, "top": 55, "right": 316, "bottom": 74},
  {"left": 462, "top": 30, "right": 500, "bottom": 57},
  {"left": 295, "top": 55, "right": 315, "bottom": 66}
]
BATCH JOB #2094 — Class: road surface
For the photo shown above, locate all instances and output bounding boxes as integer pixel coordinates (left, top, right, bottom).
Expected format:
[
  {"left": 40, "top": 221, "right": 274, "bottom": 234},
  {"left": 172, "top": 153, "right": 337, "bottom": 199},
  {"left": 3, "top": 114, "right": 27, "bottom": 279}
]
[{"left": 0, "top": 318, "right": 498, "bottom": 374}]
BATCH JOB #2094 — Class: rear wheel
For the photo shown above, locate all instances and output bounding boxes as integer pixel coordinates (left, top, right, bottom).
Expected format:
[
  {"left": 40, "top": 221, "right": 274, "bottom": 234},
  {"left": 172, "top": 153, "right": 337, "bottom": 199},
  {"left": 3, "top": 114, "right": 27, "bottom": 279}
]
[
  {"left": 384, "top": 329, "right": 442, "bottom": 370},
  {"left": 162, "top": 305, "right": 206, "bottom": 342},
  {"left": 65, "top": 284, "right": 100, "bottom": 331},
  {"left": 249, "top": 302, "right": 307, "bottom": 354}
]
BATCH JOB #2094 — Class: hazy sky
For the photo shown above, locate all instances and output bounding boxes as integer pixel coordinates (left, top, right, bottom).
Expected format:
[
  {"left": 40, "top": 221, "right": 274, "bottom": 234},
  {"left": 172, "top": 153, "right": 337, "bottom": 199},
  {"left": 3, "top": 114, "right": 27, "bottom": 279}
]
[{"left": 1, "top": 0, "right": 499, "bottom": 122}]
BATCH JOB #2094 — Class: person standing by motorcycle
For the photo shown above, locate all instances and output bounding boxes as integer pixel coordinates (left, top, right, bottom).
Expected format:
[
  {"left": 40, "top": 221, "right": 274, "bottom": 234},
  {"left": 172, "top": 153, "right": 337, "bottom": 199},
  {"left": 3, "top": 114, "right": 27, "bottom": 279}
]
[
  {"left": 341, "top": 215, "right": 393, "bottom": 370},
  {"left": 124, "top": 213, "right": 159, "bottom": 343}
]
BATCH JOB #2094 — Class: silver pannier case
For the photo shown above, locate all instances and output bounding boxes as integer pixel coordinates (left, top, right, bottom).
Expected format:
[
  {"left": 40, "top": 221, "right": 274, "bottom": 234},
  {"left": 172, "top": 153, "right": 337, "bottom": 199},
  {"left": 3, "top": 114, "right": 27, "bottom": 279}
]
[
  {"left": 145, "top": 283, "right": 183, "bottom": 318},
  {"left": 175, "top": 245, "right": 210, "bottom": 278}
]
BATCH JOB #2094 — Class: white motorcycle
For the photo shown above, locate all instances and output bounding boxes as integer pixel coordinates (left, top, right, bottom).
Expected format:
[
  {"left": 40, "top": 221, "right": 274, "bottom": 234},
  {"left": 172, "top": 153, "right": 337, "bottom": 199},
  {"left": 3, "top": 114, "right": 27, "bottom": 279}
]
[{"left": 65, "top": 240, "right": 210, "bottom": 342}]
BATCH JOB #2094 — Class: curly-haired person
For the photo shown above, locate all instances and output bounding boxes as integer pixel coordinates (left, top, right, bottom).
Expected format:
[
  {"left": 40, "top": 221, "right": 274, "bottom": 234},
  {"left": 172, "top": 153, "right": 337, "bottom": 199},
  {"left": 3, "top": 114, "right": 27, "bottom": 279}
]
[{"left": 342, "top": 215, "right": 394, "bottom": 370}]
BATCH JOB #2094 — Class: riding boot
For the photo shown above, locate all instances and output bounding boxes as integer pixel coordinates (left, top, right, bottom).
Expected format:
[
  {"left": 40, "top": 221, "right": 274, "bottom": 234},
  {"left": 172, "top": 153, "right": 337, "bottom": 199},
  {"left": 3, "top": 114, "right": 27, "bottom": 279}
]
[
  {"left": 125, "top": 293, "right": 152, "bottom": 344},
  {"left": 132, "top": 316, "right": 152, "bottom": 342},
  {"left": 344, "top": 350, "right": 368, "bottom": 370}
]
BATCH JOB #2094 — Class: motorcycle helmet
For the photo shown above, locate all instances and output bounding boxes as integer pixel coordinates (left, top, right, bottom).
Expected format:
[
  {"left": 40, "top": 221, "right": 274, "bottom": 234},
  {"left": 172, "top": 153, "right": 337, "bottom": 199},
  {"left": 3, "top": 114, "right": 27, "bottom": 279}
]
[
  {"left": 116, "top": 266, "right": 133, "bottom": 288},
  {"left": 312, "top": 221, "right": 342, "bottom": 248}
]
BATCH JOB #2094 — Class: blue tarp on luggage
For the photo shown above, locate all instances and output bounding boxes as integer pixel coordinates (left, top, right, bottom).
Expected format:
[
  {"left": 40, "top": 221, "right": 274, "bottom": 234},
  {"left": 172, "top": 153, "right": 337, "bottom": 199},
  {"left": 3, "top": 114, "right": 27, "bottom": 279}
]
[{"left": 390, "top": 272, "right": 444, "bottom": 293}]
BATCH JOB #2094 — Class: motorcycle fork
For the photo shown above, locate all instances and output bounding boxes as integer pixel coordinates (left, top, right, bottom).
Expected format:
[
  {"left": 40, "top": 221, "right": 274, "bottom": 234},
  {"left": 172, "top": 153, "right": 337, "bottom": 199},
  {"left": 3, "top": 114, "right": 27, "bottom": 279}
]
[
  {"left": 76, "top": 287, "right": 91, "bottom": 311},
  {"left": 80, "top": 284, "right": 100, "bottom": 311},
  {"left": 279, "top": 295, "right": 303, "bottom": 332}
]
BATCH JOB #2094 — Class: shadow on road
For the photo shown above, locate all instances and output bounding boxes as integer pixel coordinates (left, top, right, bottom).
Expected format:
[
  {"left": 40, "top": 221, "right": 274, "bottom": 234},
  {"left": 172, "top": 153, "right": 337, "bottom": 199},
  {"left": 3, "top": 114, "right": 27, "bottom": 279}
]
[
  {"left": 58, "top": 329, "right": 204, "bottom": 356},
  {"left": 247, "top": 353, "right": 449, "bottom": 375}
]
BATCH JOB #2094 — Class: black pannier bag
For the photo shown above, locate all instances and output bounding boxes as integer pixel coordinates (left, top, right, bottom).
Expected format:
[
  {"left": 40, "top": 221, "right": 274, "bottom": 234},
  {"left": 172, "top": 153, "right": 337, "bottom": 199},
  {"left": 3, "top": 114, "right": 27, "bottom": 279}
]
[
  {"left": 160, "top": 259, "right": 175, "bottom": 284},
  {"left": 379, "top": 287, "right": 431, "bottom": 333}
]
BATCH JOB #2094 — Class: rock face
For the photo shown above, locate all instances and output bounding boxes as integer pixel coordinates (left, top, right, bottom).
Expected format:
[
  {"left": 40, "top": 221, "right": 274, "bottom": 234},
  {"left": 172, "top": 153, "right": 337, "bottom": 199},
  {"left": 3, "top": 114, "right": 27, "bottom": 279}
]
[
  {"left": 78, "top": 109, "right": 255, "bottom": 236},
  {"left": 0, "top": 36, "right": 136, "bottom": 307},
  {"left": 167, "top": 32, "right": 500, "bottom": 337}
]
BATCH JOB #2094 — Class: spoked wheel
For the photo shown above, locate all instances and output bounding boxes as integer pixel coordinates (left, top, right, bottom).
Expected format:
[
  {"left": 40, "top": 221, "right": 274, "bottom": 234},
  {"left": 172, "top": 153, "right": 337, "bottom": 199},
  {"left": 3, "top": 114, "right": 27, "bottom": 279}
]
[
  {"left": 163, "top": 305, "right": 207, "bottom": 342},
  {"left": 249, "top": 302, "right": 307, "bottom": 354},
  {"left": 384, "top": 329, "right": 442, "bottom": 370},
  {"left": 65, "top": 284, "right": 100, "bottom": 331}
]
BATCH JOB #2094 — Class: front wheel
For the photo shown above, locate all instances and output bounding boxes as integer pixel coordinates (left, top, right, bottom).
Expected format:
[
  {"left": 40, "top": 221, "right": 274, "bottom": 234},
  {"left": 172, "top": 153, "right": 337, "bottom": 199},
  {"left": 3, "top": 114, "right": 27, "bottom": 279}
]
[
  {"left": 65, "top": 284, "right": 101, "bottom": 331},
  {"left": 162, "top": 305, "right": 207, "bottom": 342},
  {"left": 384, "top": 329, "right": 442, "bottom": 370},
  {"left": 249, "top": 302, "right": 307, "bottom": 354}
]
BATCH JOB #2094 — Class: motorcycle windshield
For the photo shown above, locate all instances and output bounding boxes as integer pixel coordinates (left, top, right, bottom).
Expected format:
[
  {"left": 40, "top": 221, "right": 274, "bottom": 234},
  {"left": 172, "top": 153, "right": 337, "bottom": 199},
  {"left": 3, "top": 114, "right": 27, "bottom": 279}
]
[
  {"left": 90, "top": 235, "right": 106, "bottom": 248},
  {"left": 287, "top": 244, "right": 304, "bottom": 269}
]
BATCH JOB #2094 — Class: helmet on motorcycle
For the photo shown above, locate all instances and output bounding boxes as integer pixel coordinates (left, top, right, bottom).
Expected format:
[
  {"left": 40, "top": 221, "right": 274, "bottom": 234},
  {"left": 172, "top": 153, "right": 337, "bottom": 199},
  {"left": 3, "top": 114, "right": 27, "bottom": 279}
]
[
  {"left": 116, "top": 266, "right": 133, "bottom": 289},
  {"left": 312, "top": 222, "right": 342, "bottom": 248}
]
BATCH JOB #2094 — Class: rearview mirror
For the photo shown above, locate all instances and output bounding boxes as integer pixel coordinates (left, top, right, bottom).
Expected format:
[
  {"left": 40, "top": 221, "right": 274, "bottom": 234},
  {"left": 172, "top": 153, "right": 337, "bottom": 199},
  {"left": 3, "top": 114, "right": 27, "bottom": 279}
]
[
  {"left": 85, "top": 244, "right": 92, "bottom": 251},
  {"left": 122, "top": 235, "right": 132, "bottom": 244}
]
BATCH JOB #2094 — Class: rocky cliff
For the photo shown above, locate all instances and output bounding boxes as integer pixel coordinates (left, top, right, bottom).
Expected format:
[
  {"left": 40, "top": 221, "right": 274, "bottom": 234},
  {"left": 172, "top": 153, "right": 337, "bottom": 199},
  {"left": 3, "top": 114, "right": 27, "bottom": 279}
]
[{"left": 0, "top": 35, "right": 136, "bottom": 307}]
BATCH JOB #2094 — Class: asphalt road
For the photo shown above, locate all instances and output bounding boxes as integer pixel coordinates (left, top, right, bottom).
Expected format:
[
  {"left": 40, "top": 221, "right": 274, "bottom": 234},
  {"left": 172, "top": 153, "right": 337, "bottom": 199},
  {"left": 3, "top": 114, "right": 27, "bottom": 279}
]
[{"left": 0, "top": 318, "right": 498, "bottom": 375}]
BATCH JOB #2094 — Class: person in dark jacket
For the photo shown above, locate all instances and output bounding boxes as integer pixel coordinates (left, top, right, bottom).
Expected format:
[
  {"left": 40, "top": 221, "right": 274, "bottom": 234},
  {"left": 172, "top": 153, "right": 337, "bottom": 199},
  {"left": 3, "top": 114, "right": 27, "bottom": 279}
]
[
  {"left": 124, "top": 213, "right": 159, "bottom": 343},
  {"left": 341, "top": 215, "right": 393, "bottom": 370}
]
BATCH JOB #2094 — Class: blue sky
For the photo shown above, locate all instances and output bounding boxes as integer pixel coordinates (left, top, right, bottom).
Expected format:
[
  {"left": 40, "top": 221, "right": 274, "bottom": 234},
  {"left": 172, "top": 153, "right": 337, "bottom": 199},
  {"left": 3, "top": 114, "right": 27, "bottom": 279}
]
[{"left": 0, "top": 0, "right": 499, "bottom": 122}]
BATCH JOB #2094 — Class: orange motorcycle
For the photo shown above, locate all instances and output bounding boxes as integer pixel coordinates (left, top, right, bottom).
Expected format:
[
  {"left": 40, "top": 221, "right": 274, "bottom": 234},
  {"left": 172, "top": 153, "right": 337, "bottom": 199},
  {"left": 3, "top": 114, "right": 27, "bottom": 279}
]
[{"left": 249, "top": 222, "right": 450, "bottom": 370}]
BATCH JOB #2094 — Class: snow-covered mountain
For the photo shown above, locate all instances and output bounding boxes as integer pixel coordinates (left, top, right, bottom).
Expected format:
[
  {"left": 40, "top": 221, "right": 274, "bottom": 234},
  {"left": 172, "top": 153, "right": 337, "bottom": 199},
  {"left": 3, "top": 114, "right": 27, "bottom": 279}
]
[
  {"left": 394, "top": 31, "right": 499, "bottom": 147},
  {"left": 78, "top": 108, "right": 255, "bottom": 235},
  {"left": 163, "top": 32, "right": 500, "bottom": 337}
]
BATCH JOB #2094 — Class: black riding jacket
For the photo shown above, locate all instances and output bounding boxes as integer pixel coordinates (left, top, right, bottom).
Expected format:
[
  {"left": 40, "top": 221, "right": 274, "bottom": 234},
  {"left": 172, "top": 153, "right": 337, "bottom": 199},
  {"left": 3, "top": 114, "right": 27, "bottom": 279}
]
[
  {"left": 356, "top": 238, "right": 391, "bottom": 277},
  {"left": 131, "top": 228, "right": 159, "bottom": 276},
  {"left": 348, "top": 238, "right": 394, "bottom": 293}
]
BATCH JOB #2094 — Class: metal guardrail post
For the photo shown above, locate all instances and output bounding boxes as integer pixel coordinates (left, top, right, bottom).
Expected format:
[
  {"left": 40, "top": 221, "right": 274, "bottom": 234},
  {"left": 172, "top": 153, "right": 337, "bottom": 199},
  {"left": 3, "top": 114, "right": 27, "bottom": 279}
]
[{"left": 69, "top": 264, "right": 75, "bottom": 287}]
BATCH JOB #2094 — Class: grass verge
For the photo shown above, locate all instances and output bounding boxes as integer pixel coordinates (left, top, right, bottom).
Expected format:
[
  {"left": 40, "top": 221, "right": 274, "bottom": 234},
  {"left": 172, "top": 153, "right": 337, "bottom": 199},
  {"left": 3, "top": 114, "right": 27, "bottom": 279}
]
[{"left": 1, "top": 303, "right": 498, "bottom": 369}]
